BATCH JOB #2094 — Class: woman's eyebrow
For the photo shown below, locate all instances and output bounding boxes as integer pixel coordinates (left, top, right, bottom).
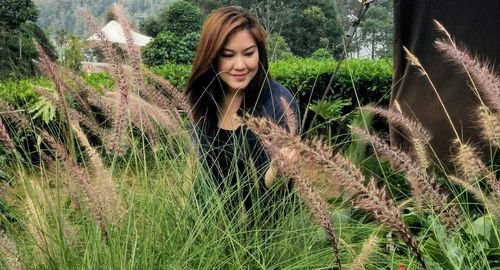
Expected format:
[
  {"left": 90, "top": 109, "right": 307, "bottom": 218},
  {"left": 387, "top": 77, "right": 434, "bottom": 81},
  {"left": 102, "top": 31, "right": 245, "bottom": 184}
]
[{"left": 222, "top": 45, "right": 257, "bottom": 52}]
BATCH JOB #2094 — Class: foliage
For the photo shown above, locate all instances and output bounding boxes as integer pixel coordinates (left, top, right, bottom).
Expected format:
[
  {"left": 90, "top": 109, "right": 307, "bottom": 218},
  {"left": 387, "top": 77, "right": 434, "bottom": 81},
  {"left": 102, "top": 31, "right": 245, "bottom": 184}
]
[
  {"left": 138, "top": 16, "right": 162, "bottom": 37},
  {"left": 0, "top": 79, "right": 52, "bottom": 105},
  {"left": 0, "top": 0, "right": 56, "bottom": 80},
  {"left": 335, "top": 0, "right": 393, "bottom": 59},
  {"left": 360, "top": 0, "right": 393, "bottom": 59},
  {"left": 34, "top": 0, "right": 175, "bottom": 36},
  {"left": 159, "top": 0, "right": 204, "bottom": 37},
  {"left": 0, "top": 0, "right": 38, "bottom": 30},
  {"left": 311, "top": 48, "right": 334, "bottom": 60},
  {"left": 81, "top": 72, "right": 114, "bottom": 93},
  {"left": 150, "top": 64, "right": 192, "bottom": 89},
  {"left": 62, "top": 35, "right": 85, "bottom": 71},
  {"left": 142, "top": 31, "right": 200, "bottom": 66},
  {"left": 190, "top": 0, "right": 343, "bottom": 58},
  {"left": 280, "top": 0, "right": 343, "bottom": 57},
  {"left": 266, "top": 33, "right": 294, "bottom": 62}
]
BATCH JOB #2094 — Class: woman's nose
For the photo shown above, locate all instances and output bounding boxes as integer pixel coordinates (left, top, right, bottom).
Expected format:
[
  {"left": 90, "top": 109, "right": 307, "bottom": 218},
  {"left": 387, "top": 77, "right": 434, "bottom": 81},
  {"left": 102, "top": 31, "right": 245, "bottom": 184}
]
[{"left": 233, "top": 57, "right": 245, "bottom": 70}]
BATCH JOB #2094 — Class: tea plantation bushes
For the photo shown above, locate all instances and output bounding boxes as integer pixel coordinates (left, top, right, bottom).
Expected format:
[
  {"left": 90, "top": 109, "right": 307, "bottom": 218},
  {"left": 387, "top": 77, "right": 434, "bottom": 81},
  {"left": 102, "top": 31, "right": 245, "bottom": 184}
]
[{"left": 149, "top": 58, "right": 392, "bottom": 134}]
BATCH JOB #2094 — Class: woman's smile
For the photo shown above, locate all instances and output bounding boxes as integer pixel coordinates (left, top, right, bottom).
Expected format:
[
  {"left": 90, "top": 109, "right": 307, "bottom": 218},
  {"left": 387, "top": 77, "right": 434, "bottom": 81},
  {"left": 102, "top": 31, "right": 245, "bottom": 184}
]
[{"left": 217, "top": 29, "right": 259, "bottom": 92}]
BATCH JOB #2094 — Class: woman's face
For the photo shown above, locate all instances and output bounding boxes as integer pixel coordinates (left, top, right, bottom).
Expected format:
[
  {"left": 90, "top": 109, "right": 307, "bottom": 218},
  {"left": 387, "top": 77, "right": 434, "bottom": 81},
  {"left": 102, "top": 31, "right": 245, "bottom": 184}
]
[{"left": 217, "top": 29, "right": 259, "bottom": 93}]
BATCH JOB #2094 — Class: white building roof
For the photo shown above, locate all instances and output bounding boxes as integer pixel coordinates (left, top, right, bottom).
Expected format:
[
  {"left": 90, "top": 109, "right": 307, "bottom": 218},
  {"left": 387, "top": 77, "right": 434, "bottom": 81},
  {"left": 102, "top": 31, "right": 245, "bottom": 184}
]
[{"left": 87, "top": 20, "right": 152, "bottom": 47}]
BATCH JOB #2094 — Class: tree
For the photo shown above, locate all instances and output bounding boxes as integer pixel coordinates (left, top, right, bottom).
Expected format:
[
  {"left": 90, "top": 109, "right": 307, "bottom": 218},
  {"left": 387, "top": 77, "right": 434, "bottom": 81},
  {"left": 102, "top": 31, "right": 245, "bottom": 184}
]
[
  {"left": 142, "top": 31, "right": 199, "bottom": 66},
  {"left": 139, "top": 17, "right": 162, "bottom": 37},
  {"left": 0, "top": 0, "right": 38, "bottom": 29},
  {"left": 159, "top": 0, "right": 204, "bottom": 36},
  {"left": 0, "top": 0, "right": 56, "bottom": 79},
  {"left": 359, "top": 0, "right": 392, "bottom": 59},
  {"left": 281, "top": 0, "right": 343, "bottom": 57}
]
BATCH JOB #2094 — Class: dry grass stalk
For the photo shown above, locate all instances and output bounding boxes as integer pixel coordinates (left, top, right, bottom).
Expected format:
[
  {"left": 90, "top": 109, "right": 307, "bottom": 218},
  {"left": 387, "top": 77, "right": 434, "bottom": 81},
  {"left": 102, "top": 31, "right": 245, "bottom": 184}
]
[
  {"left": 279, "top": 97, "right": 298, "bottom": 136},
  {"left": 434, "top": 40, "right": 500, "bottom": 113},
  {"left": 350, "top": 234, "right": 379, "bottom": 270},
  {"left": 139, "top": 85, "right": 182, "bottom": 123},
  {"left": 433, "top": 20, "right": 453, "bottom": 45},
  {"left": 81, "top": 11, "right": 130, "bottom": 155},
  {"left": 352, "top": 127, "right": 460, "bottom": 228},
  {"left": 0, "top": 100, "right": 30, "bottom": 130},
  {"left": 0, "top": 230, "right": 23, "bottom": 270},
  {"left": 477, "top": 106, "right": 500, "bottom": 148},
  {"left": 245, "top": 116, "right": 429, "bottom": 269},
  {"left": 71, "top": 123, "right": 119, "bottom": 221},
  {"left": 143, "top": 70, "right": 191, "bottom": 119},
  {"left": 244, "top": 117, "right": 342, "bottom": 269},
  {"left": 404, "top": 47, "right": 461, "bottom": 142},
  {"left": 59, "top": 79, "right": 93, "bottom": 114},
  {"left": 34, "top": 43, "right": 71, "bottom": 128},
  {"left": 362, "top": 106, "right": 431, "bottom": 168},
  {"left": 41, "top": 131, "right": 108, "bottom": 240},
  {"left": 113, "top": 6, "right": 144, "bottom": 86},
  {"left": 23, "top": 178, "right": 53, "bottom": 263},
  {"left": 454, "top": 141, "right": 488, "bottom": 183},
  {"left": 0, "top": 118, "right": 14, "bottom": 151}
]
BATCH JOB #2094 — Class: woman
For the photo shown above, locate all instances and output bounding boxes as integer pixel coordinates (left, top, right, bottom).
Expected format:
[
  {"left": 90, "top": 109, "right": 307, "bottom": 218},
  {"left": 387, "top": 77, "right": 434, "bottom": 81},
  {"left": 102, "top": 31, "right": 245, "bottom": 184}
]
[{"left": 185, "top": 6, "right": 300, "bottom": 222}]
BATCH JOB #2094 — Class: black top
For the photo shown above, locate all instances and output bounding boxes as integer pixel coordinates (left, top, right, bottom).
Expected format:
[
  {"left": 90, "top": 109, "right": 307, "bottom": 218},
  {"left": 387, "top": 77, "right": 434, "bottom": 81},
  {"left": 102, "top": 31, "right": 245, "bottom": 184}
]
[{"left": 192, "top": 79, "right": 300, "bottom": 213}]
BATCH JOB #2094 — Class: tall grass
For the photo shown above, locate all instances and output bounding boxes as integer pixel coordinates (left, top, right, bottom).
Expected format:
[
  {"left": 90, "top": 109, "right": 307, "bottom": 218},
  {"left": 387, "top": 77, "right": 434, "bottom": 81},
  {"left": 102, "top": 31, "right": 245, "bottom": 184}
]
[{"left": 0, "top": 10, "right": 498, "bottom": 270}]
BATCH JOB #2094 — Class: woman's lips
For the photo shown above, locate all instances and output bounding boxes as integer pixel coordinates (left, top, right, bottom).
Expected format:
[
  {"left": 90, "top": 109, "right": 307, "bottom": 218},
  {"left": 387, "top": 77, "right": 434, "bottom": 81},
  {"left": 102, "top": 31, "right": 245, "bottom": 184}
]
[{"left": 232, "top": 73, "right": 247, "bottom": 81}]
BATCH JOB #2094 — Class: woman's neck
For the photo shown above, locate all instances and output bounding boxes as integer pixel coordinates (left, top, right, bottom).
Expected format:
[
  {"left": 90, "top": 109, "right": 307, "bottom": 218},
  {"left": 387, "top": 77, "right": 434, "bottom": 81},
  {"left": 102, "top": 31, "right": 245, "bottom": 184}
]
[{"left": 218, "top": 90, "right": 244, "bottom": 130}]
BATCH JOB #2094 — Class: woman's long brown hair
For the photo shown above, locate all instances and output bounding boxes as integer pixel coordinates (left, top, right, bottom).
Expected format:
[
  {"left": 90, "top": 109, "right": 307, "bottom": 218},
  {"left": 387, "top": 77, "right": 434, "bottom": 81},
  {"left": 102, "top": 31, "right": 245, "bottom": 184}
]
[{"left": 184, "top": 6, "right": 270, "bottom": 129}]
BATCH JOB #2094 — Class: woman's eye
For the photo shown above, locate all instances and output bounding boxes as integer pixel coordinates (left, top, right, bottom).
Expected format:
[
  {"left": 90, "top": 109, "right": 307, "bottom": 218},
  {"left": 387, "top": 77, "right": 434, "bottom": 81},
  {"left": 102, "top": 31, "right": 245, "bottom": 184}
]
[
  {"left": 221, "top": 54, "right": 233, "bottom": 58},
  {"left": 244, "top": 51, "right": 255, "bottom": 57}
]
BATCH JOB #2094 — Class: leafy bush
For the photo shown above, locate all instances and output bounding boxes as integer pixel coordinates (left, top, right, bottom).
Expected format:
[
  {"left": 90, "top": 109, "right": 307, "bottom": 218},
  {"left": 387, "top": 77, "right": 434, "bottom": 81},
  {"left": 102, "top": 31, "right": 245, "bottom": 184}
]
[
  {"left": 267, "top": 33, "right": 294, "bottom": 62},
  {"left": 142, "top": 31, "right": 200, "bottom": 66},
  {"left": 62, "top": 36, "right": 84, "bottom": 72},
  {"left": 0, "top": 78, "right": 53, "bottom": 105},
  {"left": 160, "top": 0, "right": 204, "bottom": 37},
  {"left": 150, "top": 63, "right": 192, "bottom": 90},
  {"left": 310, "top": 48, "right": 333, "bottom": 60},
  {"left": 149, "top": 58, "right": 391, "bottom": 132}
]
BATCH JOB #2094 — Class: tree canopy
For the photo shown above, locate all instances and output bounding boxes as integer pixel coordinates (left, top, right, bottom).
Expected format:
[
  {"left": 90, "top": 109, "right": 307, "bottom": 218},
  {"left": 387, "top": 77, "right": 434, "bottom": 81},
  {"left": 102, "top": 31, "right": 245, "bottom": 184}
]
[{"left": 0, "top": 0, "right": 56, "bottom": 79}]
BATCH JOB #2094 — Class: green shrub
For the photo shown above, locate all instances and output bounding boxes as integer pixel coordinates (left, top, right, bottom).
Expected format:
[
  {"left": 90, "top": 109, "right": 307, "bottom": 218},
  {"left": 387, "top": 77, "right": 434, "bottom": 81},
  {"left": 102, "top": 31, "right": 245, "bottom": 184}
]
[
  {"left": 159, "top": 0, "right": 204, "bottom": 37},
  {"left": 150, "top": 63, "right": 192, "bottom": 90},
  {"left": 0, "top": 78, "right": 53, "bottom": 105},
  {"left": 149, "top": 58, "right": 392, "bottom": 133},
  {"left": 142, "top": 31, "right": 200, "bottom": 66},
  {"left": 81, "top": 72, "right": 114, "bottom": 94},
  {"left": 267, "top": 34, "right": 294, "bottom": 62},
  {"left": 310, "top": 48, "right": 333, "bottom": 60}
]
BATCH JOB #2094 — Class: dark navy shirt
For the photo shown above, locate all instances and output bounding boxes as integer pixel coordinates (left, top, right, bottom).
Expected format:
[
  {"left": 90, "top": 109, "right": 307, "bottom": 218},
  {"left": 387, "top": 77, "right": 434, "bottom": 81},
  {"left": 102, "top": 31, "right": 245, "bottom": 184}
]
[{"left": 193, "top": 79, "right": 300, "bottom": 212}]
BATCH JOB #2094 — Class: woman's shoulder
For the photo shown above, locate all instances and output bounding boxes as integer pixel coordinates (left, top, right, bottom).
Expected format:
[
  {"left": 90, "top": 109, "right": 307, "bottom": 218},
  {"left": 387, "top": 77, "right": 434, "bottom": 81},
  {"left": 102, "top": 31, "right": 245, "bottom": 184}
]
[{"left": 262, "top": 79, "right": 296, "bottom": 109}]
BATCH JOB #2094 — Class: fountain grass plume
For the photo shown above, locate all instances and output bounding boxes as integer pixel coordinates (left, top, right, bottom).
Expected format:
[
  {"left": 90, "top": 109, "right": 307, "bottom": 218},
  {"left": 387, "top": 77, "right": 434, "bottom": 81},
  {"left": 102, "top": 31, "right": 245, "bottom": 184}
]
[
  {"left": 453, "top": 141, "right": 489, "bottom": 183},
  {"left": 350, "top": 234, "right": 379, "bottom": 270},
  {"left": 81, "top": 10, "right": 130, "bottom": 155},
  {"left": 279, "top": 97, "right": 298, "bottom": 136},
  {"left": 244, "top": 116, "right": 342, "bottom": 269},
  {"left": 0, "top": 117, "right": 14, "bottom": 151},
  {"left": 71, "top": 122, "right": 119, "bottom": 221},
  {"left": 434, "top": 40, "right": 500, "bottom": 113},
  {"left": 361, "top": 105, "right": 431, "bottom": 168},
  {"left": 40, "top": 131, "right": 109, "bottom": 240},
  {"left": 143, "top": 69, "right": 192, "bottom": 121},
  {"left": 403, "top": 46, "right": 462, "bottom": 143},
  {"left": 113, "top": 5, "right": 144, "bottom": 88},
  {"left": 34, "top": 42, "right": 71, "bottom": 130},
  {"left": 245, "top": 115, "right": 429, "bottom": 270},
  {"left": 352, "top": 126, "right": 461, "bottom": 228},
  {"left": 0, "top": 100, "right": 30, "bottom": 130},
  {"left": 477, "top": 106, "right": 500, "bottom": 148}
]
